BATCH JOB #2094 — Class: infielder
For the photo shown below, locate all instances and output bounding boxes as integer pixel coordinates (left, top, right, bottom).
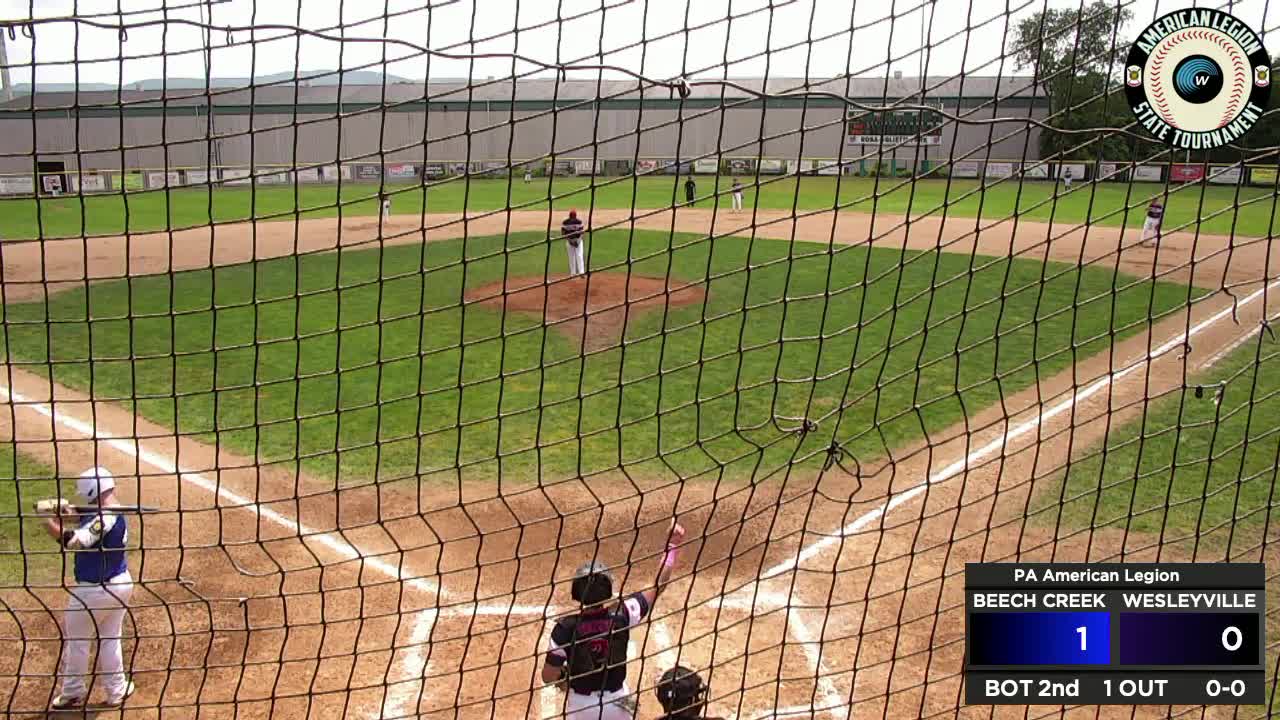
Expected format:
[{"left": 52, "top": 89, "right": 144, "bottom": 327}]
[
  {"left": 562, "top": 209, "right": 587, "bottom": 277},
  {"left": 525, "top": 169, "right": 534, "bottom": 184},
  {"left": 541, "top": 521, "right": 686, "bottom": 720},
  {"left": 1141, "top": 199, "right": 1164, "bottom": 248},
  {"left": 42, "top": 468, "right": 135, "bottom": 710},
  {"left": 1062, "top": 167, "right": 1074, "bottom": 191},
  {"left": 730, "top": 179, "right": 743, "bottom": 211},
  {"left": 684, "top": 177, "right": 696, "bottom": 206},
  {"left": 380, "top": 194, "right": 392, "bottom": 221},
  {"left": 656, "top": 666, "right": 724, "bottom": 720}
]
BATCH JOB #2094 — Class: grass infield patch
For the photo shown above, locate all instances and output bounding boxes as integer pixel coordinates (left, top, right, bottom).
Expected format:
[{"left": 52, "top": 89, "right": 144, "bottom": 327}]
[{"left": 3, "top": 229, "right": 1193, "bottom": 486}]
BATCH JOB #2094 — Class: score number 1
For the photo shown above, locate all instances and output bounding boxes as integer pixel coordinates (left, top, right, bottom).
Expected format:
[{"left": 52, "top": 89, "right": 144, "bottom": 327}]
[{"left": 1077, "top": 626, "right": 1087, "bottom": 651}]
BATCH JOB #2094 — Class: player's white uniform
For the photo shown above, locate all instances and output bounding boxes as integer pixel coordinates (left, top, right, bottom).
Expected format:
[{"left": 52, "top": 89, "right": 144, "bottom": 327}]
[
  {"left": 381, "top": 198, "right": 391, "bottom": 220},
  {"left": 563, "top": 216, "right": 586, "bottom": 276},
  {"left": 548, "top": 594, "right": 649, "bottom": 720},
  {"left": 731, "top": 183, "right": 743, "bottom": 211},
  {"left": 60, "top": 512, "right": 133, "bottom": 703}
]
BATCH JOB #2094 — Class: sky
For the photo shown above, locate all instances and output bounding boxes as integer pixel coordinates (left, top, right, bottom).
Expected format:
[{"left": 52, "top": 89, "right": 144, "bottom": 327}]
[{"left": 0, "top": 0, "right": 1274, "bottom": 90}]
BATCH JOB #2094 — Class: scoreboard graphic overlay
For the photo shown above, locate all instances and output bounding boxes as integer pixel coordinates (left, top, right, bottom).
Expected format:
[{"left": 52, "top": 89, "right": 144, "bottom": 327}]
[{"left": 965, "top": 564, "right": 1266, "bottom": 704}]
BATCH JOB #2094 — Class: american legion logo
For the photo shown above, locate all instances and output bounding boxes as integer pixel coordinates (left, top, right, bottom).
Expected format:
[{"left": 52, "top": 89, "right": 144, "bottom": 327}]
[{"left": 1125, "top": 9, "right": 1270, "bottom": 150}]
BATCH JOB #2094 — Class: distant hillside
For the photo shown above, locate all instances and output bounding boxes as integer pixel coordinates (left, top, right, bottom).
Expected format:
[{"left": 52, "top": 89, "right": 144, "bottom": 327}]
[{"left": 9, "top": 69, "right": 413, "bottom": 94}]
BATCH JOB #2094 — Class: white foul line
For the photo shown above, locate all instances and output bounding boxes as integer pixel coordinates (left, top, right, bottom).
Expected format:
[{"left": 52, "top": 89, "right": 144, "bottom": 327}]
[
  {"left": 759, "top": 278, "right": 1280, "bottom": 582},
  {"left": 785, "top": 607, "right": 848, "bottom": 720},
  {"left": 1200, "top": 311, "right": 1280, "bottom": 370},
  {"left": 736, "top": 278, "right": 1280, "bottom": 716}
]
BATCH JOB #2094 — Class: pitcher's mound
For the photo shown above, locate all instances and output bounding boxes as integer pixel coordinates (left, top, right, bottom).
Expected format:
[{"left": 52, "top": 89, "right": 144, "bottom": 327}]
[{"left": 465, "top": 273, "right": 706, "bottom": 350}]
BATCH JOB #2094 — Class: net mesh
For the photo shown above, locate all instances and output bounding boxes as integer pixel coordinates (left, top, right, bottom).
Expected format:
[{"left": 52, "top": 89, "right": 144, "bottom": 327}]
[{"left": 0, "top": 1, "right": 1276, "bottom": 718}]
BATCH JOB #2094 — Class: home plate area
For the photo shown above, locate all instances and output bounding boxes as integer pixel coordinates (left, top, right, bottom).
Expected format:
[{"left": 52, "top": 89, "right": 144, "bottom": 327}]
[
  {"left": 369, "top": 483, "right": 861, "bottom": 720},
  {"left": 394, "top": 579, "right": 848, "bottom": 720}
]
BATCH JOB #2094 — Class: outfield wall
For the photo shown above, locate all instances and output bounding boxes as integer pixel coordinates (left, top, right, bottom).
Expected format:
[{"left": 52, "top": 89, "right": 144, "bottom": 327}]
[
  {"left": 0, "top": 98, "right": 1045, "bottom": 175},
  {"left": 1, "top": 157, "right": 1274, "bottom": 198}
]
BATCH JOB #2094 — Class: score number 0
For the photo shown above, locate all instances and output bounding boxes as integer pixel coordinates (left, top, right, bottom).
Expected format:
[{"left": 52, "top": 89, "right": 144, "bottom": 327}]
[{"left": 1076, "top": 624, "right": 1243, "bottom": 652}]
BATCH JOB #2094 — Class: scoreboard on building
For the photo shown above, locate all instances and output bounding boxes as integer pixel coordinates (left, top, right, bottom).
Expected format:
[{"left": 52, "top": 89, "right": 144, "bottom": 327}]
[
  {"left": 846, "top": 101, "right": 944, "bottom": 145},
  {"left": 965, "top": 563, "right": 1266, "bottom": 705}
]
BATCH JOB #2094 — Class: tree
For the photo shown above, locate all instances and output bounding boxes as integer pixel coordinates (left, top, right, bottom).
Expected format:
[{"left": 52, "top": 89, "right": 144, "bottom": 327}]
[{"left": 1012, "top": 1, "right": 1142, "bottom": 160}]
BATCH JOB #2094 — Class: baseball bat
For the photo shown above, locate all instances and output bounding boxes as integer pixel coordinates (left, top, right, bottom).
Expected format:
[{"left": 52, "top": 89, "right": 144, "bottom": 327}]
[{"left": 30, "top": 499, "right": 161, "bottom": 515}]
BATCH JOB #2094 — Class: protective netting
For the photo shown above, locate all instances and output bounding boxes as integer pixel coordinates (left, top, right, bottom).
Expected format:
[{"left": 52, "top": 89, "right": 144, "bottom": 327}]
[{"left": 0, "top": 1, "right": 1276, "bottom": 719}]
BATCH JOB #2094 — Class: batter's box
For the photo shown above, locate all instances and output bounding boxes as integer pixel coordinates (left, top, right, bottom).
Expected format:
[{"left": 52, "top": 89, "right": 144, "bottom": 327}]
[{"left": 387, "top": 592, "right": 851, "bottom": 720}]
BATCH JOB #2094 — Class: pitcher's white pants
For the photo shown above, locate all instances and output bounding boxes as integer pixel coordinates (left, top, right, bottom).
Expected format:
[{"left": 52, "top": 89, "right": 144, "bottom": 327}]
[
  {"left": 60, "top": 571, "right": 133, "bottom": 699},
  {"left": 732, "top": 191, "right": 743, "bottom": 210},
  {"left": 565, "top": 685, "right": 634, "bottom": 720},
  {"left": 567, "top": 241, "right": 586, "bottom": 276}
]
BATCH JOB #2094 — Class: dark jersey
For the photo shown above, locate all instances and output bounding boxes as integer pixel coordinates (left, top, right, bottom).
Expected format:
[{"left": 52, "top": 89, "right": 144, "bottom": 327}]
[
  {"left": 1146, "top": 205, "right": 1164, "bottom": 221},
  {"left": 546, "top": 593, "right": 649, "bottom": 693},
  {"left": 562, "top": 217, "right": 585, "bottom": 245}
]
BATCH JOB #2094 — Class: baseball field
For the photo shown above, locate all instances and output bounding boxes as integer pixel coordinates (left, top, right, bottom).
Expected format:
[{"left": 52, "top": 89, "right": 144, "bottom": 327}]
[
  {"left": 1, "top": 176, "right": 1278, "bottom": 239},
  {"left": 0, "top": 176, "right": 1276, "bottom": 719}
]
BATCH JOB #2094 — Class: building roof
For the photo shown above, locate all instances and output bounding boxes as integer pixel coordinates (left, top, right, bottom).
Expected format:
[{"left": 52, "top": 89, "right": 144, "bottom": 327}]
[{"left": 0, "top": 75, "right": 1041, "bottom": 112}]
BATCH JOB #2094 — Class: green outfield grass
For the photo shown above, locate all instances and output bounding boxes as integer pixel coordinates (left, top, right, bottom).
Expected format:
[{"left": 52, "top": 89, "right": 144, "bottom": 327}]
[
  {"left": 0, "top": 448, "right": 65, "bottom": 585},
  {"left": 1, "top": 176, "right": 1276, "bottom": 240},
  {"left": 1041, "top": 339, "right": 1280, "bottom": 543},
  {"left": 2, "top": 229, "right": 1193, "bottom": 485}
]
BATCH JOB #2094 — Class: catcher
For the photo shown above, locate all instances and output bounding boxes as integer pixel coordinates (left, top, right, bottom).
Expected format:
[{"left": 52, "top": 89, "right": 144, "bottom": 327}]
[
  {"left": 656, "top": 666, "right": 725, "bottom": 720},
  {"left": 541, "top": 521, "right": 686, "bottom": 720},
  {"left": 41, "top": 468, "right": 135, "bottom": 710}
]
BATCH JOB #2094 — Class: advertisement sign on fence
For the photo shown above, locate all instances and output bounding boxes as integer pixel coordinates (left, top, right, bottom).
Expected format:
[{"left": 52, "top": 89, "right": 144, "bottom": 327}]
[
  {"left": 257, "top": 171, "right": 289, "bottom": 185},
  {"left": 635, "top": 159, "right": 659, "bottom": 174},
  {"left": 321, "top": 165, "right": 341, "bottom": 182},
  {"left": 1169, "top": 164, "right": 1205, "bottom": 182},
  {"left": 356, "top": 164, "right": 381, "bottom": 180},
  {"left": 816, "top": 160, "right": 842, "bottom": 175},
  {"left": 146, "top": 171, "right": 181, "bottom": 188},
  {"left": 386, "top": 163, "right": 417, "bottom": 179},
  {"left": 1133, "top": 165, "right": 1162, "bottom": 182},
  {"left": 222, "top": 168, "right": 251, "bottom": 185},
  {"left": 951, "top": 160, "right": 981, "bottom": 178},
  {"left": 573, "top": 160, "right": 597, "bottom": 175},
  {"left": 423, "top": 163, "right": 447, "bottom": 179},
  {"left": 1056, "top": 163, "right": 1086, "bottom": 180},
  {"left": 1096, "top": 162, "right": 1124, "bottom": 180},
  {"left": 1021, "top": 163, "right": 1050, "bottom": 179},
  {"left": 727, "top": 158, "right": 753, "bottom": 175},
  {"left": 1249, "top": 166, "right": 1278, "bottom": 185},
  {"left": 184, "top": 169, "right": 209, "bottom": 186},
  {"left": 294, "top": 168, "right": 321, "bottom": 183},
  {"left": 1207, "top": 165, "right": 1243, "bottom": 185},
  {"left": 985, "top": 162, "right": 1014, "bottom": 178},
  {"left": 787, "top": 159, "right": 817, "bottom": 175},
  {"left": 758, "top": 159, "right": 785, "bottom": 175},
  {"left": 72, "top": 174, "right": 108, "bottom": 192},
  {"left": 694, "top": 158, "right": 719, "bottom": 174},
  {"left": 0, "top": 176, "right": 34, "bottom": 194}
]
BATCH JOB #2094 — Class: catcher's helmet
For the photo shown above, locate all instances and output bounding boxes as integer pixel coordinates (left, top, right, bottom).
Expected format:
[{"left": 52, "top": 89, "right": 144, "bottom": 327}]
[
  {"left": 571, "top": 561, "right": 614, "bottom": 605},
  {"left": 656, "top": 665, "right": 708, "bottom": 718}
]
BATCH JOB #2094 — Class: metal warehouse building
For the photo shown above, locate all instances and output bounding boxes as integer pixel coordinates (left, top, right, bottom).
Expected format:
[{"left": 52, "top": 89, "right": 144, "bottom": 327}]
[{"left": 0, "top": 75, "right": 1046, "bottom": 183}]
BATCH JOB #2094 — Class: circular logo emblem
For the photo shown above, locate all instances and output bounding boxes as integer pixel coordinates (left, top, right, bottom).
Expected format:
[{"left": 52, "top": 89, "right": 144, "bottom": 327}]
[{"left": 1126, "top": 9, "right": 1270, "bottom": 149}]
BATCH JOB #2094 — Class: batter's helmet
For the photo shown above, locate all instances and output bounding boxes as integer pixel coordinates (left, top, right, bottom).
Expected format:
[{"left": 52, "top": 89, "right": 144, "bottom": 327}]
[
  {"left": 571, "top": 561, "right": 614, "bottom": 605},
  {"left": 656, "top": 665, "right": 708, "bottom": 718}
]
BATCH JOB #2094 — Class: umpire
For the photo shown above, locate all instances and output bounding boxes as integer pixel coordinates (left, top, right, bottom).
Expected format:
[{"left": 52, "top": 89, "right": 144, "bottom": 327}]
[{"left": 541, "top": 521, "right": 685, "bottom": 720}]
